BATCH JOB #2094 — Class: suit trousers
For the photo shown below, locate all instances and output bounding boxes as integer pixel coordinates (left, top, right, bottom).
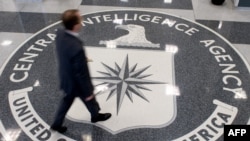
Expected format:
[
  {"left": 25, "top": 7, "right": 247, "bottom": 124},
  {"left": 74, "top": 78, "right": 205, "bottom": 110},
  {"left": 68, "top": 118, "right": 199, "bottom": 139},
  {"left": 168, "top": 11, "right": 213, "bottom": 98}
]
[{"left": 51, "top": 88, "right": 100, "bottom": 128}]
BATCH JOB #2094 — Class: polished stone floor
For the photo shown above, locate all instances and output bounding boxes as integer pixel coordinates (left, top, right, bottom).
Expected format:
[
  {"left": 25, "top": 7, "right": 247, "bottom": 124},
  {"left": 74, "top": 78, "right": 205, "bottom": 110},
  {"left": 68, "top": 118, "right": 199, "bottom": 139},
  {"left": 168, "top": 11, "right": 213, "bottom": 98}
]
[{"left": 1, "top": 0, "right": 250, "bottom": 141}]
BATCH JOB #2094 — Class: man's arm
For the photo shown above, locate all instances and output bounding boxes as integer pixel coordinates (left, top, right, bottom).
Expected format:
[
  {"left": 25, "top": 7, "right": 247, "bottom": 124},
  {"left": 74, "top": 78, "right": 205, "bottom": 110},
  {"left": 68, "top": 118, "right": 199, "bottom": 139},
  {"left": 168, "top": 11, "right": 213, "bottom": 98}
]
[{"left": 71, "top": 50, "right": 94, "bottom": 100}]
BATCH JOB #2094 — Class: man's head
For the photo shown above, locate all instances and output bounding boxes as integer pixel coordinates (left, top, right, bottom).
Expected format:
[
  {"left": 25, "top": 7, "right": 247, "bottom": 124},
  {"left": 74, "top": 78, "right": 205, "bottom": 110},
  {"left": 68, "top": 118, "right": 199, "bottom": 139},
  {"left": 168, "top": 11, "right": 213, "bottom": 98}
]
[{"left": 61, "top": 9, "right": 82, "bottom": 32}]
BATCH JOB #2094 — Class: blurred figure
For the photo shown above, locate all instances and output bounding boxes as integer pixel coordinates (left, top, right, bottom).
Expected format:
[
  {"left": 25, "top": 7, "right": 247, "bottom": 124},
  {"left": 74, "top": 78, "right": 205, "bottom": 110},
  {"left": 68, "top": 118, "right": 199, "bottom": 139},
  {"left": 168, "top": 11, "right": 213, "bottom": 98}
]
[{"left": 50, "top": 9, "right": 111, "bottom": 133}]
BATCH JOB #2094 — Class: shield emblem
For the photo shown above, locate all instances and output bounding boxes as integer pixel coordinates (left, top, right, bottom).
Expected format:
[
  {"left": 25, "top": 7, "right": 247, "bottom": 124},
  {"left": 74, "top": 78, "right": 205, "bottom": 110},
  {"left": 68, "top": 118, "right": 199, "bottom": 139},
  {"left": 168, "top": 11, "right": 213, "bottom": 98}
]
[{"left": 66, "top": 47, "right": 177, "bottom": 134}]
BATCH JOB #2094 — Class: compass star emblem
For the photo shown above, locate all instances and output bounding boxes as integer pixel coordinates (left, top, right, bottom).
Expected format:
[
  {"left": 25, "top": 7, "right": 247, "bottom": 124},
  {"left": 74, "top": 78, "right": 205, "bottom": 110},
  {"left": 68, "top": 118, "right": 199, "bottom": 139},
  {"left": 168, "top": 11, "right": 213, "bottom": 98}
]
[{"left": 92, "top": 55, "right": 165, "bottom": 114}]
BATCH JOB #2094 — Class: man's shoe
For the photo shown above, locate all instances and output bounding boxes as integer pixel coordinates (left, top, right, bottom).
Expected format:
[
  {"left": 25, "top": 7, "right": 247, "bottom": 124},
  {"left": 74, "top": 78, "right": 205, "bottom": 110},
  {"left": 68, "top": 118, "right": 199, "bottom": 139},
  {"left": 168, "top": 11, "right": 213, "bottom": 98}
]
[
  {"left": 91, "top": 113, "right": 112, "bottom": 123},
  {"left": 50, "top": 126, "right": 67, "bottom": 133}
]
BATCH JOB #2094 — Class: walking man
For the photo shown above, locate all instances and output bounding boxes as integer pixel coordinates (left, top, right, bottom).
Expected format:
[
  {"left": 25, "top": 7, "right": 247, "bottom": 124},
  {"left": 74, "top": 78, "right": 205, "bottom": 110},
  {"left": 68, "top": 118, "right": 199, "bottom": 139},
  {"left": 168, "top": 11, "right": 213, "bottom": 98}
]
[{"left": 50, "top": 9, "right": 111, "bottom": 133}]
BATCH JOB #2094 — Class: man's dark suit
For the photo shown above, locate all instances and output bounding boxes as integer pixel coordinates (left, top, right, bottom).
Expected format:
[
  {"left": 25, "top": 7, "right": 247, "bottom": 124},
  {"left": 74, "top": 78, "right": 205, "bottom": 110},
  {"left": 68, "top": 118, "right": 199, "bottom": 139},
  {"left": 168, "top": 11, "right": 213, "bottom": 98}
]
[{"left": 51, "top": 29, "right": 100, "bottom": 129}]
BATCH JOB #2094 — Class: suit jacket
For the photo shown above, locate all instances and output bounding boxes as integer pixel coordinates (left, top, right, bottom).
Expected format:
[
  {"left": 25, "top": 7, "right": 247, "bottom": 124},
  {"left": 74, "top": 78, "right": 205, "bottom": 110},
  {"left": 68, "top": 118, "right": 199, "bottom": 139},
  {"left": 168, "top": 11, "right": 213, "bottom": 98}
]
[{"left": 55, "top": 29, "right": 94, "bottom": 98}]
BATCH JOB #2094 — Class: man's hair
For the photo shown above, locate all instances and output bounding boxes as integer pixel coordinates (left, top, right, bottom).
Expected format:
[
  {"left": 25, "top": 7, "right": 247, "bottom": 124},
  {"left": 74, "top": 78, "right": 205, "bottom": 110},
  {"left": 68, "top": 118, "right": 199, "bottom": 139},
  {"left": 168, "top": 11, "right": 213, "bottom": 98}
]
[{"left": 61, "top": 9, "right": 80, "bottom": 30}]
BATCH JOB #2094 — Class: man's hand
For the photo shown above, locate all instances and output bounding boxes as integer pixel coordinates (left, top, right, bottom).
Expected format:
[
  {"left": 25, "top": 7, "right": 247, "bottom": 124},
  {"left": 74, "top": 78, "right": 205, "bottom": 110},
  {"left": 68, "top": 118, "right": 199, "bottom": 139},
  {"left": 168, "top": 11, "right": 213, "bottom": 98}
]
[
  {"left": 85, "top": 94, "right": 95, "bottom": 101},
  {"left": 87, "top": 58, "right": 93, "bottom": 62}
]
